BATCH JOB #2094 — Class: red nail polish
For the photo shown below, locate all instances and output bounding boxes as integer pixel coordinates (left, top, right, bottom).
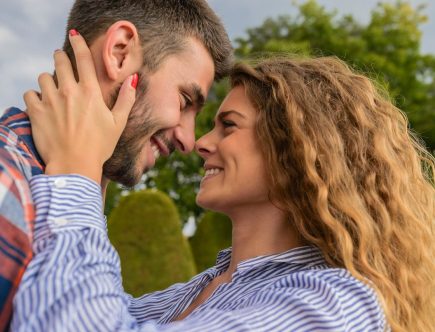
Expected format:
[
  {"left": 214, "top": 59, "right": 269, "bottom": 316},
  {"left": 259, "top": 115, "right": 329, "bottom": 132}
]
[
  {"left": 131, "top": 73, "right": 138, "bottom": 89},
  {"left": 69, "top": 29, "right": 79, "bottom": 36}
]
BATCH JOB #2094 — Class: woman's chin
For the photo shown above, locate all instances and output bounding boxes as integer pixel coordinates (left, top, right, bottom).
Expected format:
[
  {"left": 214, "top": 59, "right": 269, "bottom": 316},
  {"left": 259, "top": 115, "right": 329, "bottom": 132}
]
[
  {"left": 195, "top": 195, "right": 208, "bottom": 209},
  {"left": 196, "top": 194, "right": 216, "bottom": 210},
  {"left": 196, "top": 195, "right": 227, "bottom": 215}
]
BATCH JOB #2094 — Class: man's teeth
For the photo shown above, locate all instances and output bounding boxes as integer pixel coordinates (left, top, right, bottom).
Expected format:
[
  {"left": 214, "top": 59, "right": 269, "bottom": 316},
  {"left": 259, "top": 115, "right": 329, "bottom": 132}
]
[
  {"left": 151, "top": 143, "right": 160, "bottom": 159},
  {"left": 205, "top": 168, "right": 222, "bottom": 176}
]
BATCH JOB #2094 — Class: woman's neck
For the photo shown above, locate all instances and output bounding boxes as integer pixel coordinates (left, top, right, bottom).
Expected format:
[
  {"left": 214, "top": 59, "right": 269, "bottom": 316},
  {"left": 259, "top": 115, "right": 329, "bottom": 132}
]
[{"left": 220, "top": 204, "right": 303, "bottom": 281}]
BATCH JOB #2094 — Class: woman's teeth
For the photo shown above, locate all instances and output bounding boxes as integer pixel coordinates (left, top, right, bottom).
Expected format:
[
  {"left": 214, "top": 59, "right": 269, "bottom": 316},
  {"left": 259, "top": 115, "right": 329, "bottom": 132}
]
[{"left": 205, "top": 168, "right": 222, "bottom": 177}]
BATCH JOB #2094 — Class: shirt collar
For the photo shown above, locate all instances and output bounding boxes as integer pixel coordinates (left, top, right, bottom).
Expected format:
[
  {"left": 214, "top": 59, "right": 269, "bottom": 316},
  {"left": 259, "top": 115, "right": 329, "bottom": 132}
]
[
  {"left": 215, "top": 245, "right": 327, "bottom": 275},
  {"left": 1, "top": 107, "right": 44, "bottom": 166},
  {"left": 215, "top": 247, "right": 232, "bottom": 271}
]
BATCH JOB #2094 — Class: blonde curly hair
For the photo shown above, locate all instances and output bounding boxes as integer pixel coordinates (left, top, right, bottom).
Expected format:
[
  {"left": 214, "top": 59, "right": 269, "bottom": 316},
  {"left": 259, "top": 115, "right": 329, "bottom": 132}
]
[{"left": 230, "top": 57, "right": 435, "bottom": 331}]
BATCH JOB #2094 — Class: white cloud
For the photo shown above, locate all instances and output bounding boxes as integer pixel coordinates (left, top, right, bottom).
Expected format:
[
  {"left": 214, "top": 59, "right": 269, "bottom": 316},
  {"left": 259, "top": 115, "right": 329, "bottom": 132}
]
[
  {"left": 0, "top": 25, "right": 20, "bottom": 45},
  {"left": 0, "top": 55, "right": 52, "bottom": 112},
  {"left": 0, "top": 0, "right": 70, "bottom": 111},
  {"left": 12, "top": 0, "right": 72, "bottom": 32}
]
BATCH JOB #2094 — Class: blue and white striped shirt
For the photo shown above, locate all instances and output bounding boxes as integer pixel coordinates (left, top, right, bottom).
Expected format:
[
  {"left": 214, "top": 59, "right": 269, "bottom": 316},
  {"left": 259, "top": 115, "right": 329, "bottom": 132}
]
[{"left": 12, "top": 174, "right": 388, "bottom": 331}]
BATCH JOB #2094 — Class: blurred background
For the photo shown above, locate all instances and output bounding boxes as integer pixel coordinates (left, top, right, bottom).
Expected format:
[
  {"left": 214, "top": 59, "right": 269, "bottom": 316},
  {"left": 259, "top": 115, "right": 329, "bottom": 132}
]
[
  {"left": 1, "top": 0, "right": 434, "bottom": 111},
  {"left": 1, "top": 0, "right": 434, "bottom": 294}
]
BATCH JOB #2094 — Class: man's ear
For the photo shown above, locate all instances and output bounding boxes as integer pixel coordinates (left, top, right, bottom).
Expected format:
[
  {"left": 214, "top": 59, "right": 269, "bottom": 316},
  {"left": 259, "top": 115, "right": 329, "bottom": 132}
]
[{"left": 102, "top": 21, "right": 141, "bottom": 81}]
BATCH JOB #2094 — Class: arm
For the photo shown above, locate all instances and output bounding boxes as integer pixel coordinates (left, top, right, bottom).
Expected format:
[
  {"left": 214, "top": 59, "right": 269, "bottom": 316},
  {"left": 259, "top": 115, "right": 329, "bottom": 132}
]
[
  {"left": 11, "top": 174, "right": 139, "bottom": 331},
  {"left": 0, "top": 150, "right": 34, "bottom": 330},
  {"left": 11, "top": 173, "right": 243, "bottom": 331}
]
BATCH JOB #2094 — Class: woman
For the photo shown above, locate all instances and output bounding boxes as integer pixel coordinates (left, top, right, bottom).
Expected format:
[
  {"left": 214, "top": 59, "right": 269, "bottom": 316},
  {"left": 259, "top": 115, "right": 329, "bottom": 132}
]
[{"left": 13, "top": 35, "right": 434, "bottom": 331}]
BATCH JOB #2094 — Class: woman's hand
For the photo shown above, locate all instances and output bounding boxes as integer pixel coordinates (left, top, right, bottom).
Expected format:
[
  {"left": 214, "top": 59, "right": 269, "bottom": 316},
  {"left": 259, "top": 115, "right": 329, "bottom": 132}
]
[{"left": 24, "top": 30, "right": 137, "bottom": 183}]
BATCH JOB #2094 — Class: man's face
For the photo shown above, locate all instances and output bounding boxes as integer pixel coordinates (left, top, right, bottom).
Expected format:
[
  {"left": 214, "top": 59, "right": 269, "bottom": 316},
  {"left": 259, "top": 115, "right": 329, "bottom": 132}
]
[{"left": 103, "top": 38, "right": 215, "bottom": 187}]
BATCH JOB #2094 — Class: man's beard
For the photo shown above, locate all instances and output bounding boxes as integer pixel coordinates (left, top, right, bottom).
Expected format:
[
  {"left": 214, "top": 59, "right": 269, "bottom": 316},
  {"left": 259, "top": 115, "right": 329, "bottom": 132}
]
[{"left": 103, "top": 76, "right": 157, "bottom": 187}]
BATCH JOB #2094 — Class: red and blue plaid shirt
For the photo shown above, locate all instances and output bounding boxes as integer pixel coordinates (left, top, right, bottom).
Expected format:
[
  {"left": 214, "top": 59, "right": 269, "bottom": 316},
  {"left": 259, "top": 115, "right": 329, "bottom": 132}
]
[{"left": 0, "top": 107, "right": 44, "bottom": 331}]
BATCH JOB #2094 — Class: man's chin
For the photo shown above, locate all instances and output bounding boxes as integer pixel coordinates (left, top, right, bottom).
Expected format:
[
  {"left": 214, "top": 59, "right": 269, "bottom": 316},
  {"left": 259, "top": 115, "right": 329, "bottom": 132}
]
[
  {"left": 103, "top": 168, "right": 143, "bottom": 188},
  {"left": 102, "top": 148, "right": 154, "bottom": 188}
]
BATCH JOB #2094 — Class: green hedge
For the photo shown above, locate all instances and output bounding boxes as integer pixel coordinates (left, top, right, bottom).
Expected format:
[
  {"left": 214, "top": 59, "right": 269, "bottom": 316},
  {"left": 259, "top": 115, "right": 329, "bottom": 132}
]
[
  {"left": 108, "top": 190, "right": 196, "bottom": 296},
  {"left": 189, "top": 211, "right": 232, "bottom": 272},
  {"left": 104, "top": 181, "right": 122, "bottom": 216}
]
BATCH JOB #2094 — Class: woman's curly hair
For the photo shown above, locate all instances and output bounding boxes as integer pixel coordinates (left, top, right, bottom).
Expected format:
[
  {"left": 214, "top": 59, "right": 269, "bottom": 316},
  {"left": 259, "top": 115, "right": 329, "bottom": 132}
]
[{"left": 230, "top": 57, "right": 435, "bottom": 331}]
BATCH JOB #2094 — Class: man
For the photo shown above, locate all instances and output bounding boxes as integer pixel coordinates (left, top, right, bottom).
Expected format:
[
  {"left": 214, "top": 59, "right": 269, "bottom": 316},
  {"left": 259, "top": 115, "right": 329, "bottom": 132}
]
[{"left": 0, "top": 0, "right": 232, "bottom": 329}]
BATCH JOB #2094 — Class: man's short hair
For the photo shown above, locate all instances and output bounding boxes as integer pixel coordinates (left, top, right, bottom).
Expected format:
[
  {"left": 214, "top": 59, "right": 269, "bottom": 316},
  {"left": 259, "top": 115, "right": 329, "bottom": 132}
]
[{"left": 63, "top": 0, "right": 233, "bottom": 79}]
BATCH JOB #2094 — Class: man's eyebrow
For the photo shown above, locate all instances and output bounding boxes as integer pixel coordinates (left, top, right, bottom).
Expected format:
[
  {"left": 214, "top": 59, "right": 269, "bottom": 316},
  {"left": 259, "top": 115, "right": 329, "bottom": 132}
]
[
  {"left": 187, "top": 83, "right": 205, "bottom": 108},
  {"left": 216, "top": 110, "right": 247, "bottom": 122}
]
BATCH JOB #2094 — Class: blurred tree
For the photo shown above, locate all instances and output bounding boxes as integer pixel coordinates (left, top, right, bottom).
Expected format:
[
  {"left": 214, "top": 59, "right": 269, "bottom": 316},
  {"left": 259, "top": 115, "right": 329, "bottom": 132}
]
[
  {"left": 109, "top": 0, "right": 434, "bottom": 224},
  {"left": 236, "top": 0, "right": 435, "bottom": 151},
  {"left": 108, "top": 190, "right": 196, "bottom": 296},
  {"left": 189, "top": 211, "right": 232, "bottom": 272}
]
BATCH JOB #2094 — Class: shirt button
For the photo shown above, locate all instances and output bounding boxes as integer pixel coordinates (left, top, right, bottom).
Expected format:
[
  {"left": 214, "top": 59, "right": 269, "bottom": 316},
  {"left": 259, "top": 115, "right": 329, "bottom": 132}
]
[
  {"left": 54, "top": 178, "right": 67, "bottom": 189},
  {"left": 53, "top": 218, "right": 69, "bottom": 226}
]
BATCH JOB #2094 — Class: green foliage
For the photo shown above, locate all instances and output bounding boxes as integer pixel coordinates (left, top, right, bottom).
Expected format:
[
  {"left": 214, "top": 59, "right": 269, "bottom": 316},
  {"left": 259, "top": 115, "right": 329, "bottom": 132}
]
[
  {"left": 189, "top": 211, "right": 232, "bottom": 272},
  {"left": 108, "top": 190, "right": 196, "bottom": 296},
  {"left": 104, "top": 181, "right": 123, "bottom": 217},
  {"left": 235, "top": 0, "right": 435, "bottom": 151}
]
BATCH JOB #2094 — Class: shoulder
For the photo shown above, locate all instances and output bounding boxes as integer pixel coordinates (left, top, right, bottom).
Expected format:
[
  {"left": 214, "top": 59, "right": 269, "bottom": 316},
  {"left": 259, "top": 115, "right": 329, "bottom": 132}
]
[
  {"left": 277, "top": 267, "right": 377, "bottom": 299},
  {"left": 0, "top": 160, "right": 34, "bottom": 238},
  {"left": 0, "top": 117, "right": 34, "bottom": 329},
  {"left": 262, "top": 268, "right": 387, "bottom": 331},
  {"left": 0, "top": 107, "right": 41, "bottom": 182},
  {"left": 0, "top": 121, "right": 32, "bottom": 211},
  {"left": 0, "top": 118, "right": 35, "bottom": 235}
]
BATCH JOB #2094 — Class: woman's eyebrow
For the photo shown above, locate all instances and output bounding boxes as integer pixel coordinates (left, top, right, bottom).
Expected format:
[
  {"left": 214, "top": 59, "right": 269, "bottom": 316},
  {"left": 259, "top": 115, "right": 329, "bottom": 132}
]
[{"left": 216, "top": 110, "right": 247, "bottom": 122}]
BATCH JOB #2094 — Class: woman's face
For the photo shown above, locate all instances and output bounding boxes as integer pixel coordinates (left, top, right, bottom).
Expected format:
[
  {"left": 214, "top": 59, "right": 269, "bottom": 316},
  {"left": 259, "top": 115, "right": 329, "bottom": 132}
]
[{"left": 195, "top": 85, "right": 270, "bottom": 214}]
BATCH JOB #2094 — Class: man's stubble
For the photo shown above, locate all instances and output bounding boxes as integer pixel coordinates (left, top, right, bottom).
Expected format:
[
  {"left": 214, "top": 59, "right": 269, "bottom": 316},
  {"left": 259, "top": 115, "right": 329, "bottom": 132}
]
[{"left": 103, "top": 75, "right": 156, "bottom": 187}]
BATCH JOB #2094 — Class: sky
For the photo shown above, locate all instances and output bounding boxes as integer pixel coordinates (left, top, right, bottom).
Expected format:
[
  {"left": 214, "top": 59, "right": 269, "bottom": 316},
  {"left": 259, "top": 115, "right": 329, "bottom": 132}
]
[{"left": 0, "top": 0, "right": 433, "bottom": 112}]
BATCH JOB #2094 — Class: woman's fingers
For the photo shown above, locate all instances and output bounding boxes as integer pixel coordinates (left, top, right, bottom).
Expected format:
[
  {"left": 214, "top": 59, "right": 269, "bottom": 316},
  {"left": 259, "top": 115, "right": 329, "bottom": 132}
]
[
  {"left": 37, "top": 72, "right": 57, "bottom": 104},
  {"left": 54, "top": 49, "right": 76, "bottom": 88},
  {"left": 24, "top": 30, "right": 136, "bottom": 183},
  {"left": 23, "top": 90, "right": 43, "bottom": 115},
  {"left": 111, "top": 74, "right": 138, "bottom": 135},
  {"left": 68, "top": 30, "right": 99, "bottom": 87}
]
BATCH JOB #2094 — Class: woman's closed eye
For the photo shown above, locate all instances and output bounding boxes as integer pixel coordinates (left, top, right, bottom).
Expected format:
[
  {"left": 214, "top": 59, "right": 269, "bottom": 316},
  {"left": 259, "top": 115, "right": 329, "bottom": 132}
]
[{"left": 222, "top": 119, "right": 236, "bottom": 129}]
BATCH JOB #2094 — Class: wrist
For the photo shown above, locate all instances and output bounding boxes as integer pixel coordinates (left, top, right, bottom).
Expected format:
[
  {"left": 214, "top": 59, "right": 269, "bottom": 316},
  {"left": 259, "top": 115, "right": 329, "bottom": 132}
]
[{"left": 45, "top": 161, "right": 103, "bottom": 184}]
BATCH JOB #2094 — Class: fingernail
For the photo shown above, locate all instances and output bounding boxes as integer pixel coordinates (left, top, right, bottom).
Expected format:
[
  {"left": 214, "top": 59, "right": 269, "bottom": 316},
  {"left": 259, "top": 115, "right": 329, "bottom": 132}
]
[
  {"left": 54, "top": 49, "right": 62, "bottom": 53},
  {"left": 131, "top": 73, "right": 138, "bottom": 89},
  {"left": 69, "top": 29, "right": 79, "bottom": 36}
]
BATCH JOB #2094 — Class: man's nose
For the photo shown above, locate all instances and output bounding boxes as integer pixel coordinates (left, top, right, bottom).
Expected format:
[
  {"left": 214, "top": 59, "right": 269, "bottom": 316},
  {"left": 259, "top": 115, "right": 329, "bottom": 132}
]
[{"left": 173, "top": 120, "right": 196, "bottom": 154}]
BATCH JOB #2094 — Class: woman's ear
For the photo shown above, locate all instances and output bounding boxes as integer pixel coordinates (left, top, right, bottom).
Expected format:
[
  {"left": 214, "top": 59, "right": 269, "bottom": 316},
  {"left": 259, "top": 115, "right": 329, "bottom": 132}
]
[{"left": 102, "top": 20, "right": 142, "bottom": 81}]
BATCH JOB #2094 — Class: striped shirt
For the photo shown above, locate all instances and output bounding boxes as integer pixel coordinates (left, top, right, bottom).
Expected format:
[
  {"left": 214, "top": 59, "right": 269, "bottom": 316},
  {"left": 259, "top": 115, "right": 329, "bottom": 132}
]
[
  {"left": 0, "top": 107, "right": 44, "bottom": 330},
  {"left": 12, "top": 174, "right": 388, "bottom": 331}
]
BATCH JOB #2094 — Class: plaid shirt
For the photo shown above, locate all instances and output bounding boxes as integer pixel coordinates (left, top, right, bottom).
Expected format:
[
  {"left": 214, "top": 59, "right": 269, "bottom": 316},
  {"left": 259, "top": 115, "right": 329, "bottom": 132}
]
[{"left": 0, "top": 107, "right": 44, "bottom": 331}]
